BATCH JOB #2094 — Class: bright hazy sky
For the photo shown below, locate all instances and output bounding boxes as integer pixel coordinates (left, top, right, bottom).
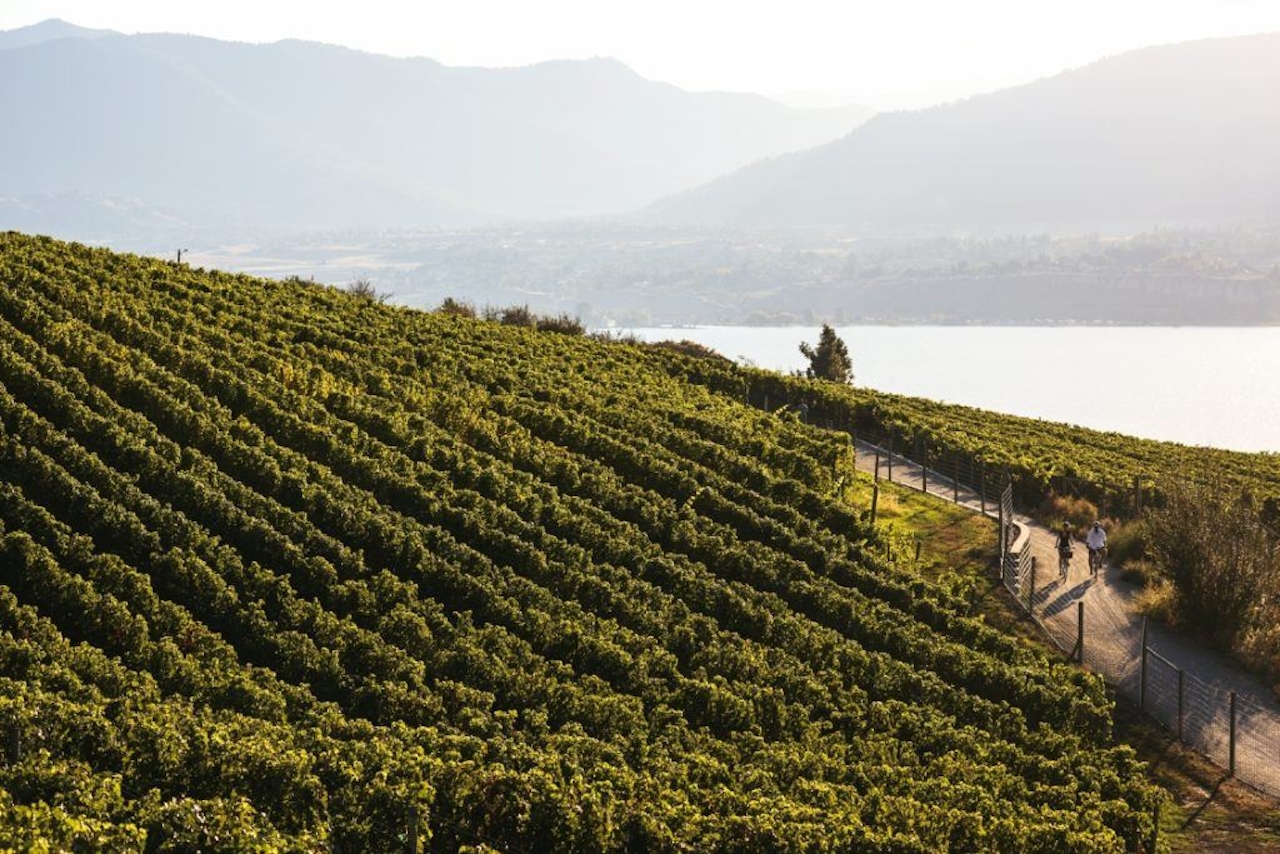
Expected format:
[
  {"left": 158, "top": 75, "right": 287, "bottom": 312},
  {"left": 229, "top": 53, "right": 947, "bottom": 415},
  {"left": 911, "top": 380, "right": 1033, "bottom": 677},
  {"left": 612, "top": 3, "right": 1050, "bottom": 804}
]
[{"left": 5, "top": 1, "right": 1280, "bottom": 108}]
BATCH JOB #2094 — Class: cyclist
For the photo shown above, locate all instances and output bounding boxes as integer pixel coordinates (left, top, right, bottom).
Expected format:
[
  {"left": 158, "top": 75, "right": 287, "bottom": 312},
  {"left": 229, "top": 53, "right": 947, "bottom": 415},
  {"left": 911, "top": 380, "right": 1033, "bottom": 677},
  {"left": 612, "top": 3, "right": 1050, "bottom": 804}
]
[
  {"left": 1055, "top": 522, "right": 1073, "bottom": 578},
  {"left": 1086, "top": 520, "right": 1107, "bottom": 576}
]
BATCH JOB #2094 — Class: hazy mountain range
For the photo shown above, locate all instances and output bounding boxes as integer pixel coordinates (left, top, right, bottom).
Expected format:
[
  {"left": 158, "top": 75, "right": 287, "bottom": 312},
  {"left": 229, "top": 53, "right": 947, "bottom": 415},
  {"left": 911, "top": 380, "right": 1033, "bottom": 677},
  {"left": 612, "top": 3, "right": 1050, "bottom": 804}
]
[
  {"left": 0, "top": 20, "right": 870, "bottom": 236},
  {"left": 648, "top": 32, "right": 1280, "bottom": 230}
]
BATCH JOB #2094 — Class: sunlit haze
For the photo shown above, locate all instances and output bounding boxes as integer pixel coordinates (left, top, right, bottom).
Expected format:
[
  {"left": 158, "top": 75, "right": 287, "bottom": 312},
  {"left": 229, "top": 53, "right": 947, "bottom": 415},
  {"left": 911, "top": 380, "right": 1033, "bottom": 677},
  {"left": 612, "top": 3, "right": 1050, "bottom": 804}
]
[{"left": 5, "top": 0, "right": 1280, "bottom": 107}]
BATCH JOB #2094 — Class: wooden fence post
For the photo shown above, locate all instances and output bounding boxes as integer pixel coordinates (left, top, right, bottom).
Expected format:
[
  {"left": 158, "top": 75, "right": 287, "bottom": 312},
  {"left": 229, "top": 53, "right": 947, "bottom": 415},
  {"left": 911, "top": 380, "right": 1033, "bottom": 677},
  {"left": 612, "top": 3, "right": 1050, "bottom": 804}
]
[
  {"left": 887, "top": 433, "right": 894, "bottom": 482},
  {"left": 979, "top": 461, "right": 986, "bottom": 515},
  {"left": 1177, "top": 669, "right": 1185, "bottom": 742},
  {"left": 1139, "top": 618, "right": 1148, "bottom": 711},
  {"left": 1028, "top": 557, "right": 1037, "bottom": 612},
  {"left": 997, "top": 492, "right": 1005, "bottom": 569},
  {"left": 407, "top": 802, "right": 419, "bottom": 854},
  {"left": 1229, "top": 691, "right": 1237, "bottom": 777}
]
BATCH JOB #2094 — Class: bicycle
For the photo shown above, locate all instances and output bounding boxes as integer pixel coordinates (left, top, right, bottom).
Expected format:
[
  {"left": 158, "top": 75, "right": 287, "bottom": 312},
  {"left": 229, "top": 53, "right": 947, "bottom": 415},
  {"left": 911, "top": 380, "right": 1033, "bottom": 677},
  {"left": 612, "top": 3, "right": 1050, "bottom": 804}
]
[
  {"left": 1088, "top": 546, "right": 1105, "bottom": 576},
  {"left": 1057, "top": 546, "right": 1072, "bottom": 578}
]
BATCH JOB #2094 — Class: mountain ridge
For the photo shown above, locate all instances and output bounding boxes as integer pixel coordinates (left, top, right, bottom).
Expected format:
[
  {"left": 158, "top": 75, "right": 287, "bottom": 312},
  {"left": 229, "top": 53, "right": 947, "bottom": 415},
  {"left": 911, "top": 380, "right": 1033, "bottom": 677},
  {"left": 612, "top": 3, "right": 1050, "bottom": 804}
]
[
  {"left": 0, "top": 20, "right": 872, "bottom": 237},
  {"left": 645, "top": 31, "right": 1280, "bottom": 230}
]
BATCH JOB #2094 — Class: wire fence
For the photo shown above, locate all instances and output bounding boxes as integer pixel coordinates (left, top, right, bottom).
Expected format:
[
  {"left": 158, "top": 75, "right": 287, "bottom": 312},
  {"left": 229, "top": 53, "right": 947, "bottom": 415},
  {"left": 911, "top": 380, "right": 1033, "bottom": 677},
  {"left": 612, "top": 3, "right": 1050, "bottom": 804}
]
[{"left": 854, "top": 436, "right": 1280, "bottom": 801}]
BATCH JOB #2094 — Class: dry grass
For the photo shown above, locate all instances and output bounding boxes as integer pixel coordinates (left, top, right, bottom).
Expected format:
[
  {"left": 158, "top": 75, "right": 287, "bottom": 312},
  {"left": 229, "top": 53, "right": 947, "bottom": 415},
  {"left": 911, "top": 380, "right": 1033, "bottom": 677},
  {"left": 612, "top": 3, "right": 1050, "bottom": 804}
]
[
  {"left": 1038, "top": 492, "right": 1101, "bottom": 530},
  {"left": 1134, "top": 572, "right": 1178, "bottom": 623}
]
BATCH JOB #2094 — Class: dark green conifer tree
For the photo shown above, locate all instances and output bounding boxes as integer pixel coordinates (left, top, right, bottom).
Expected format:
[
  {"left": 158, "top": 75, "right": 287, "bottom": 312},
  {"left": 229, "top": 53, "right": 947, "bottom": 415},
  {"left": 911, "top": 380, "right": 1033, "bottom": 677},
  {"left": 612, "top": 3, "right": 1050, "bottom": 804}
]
[{"left": 799, "top": 325, "right": 853, "bottom": 383}]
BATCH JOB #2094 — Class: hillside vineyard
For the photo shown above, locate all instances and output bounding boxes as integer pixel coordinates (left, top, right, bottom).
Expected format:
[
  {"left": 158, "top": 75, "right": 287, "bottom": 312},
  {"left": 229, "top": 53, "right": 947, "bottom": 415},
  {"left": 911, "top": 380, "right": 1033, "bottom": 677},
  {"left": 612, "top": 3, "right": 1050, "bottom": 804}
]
[{"left": 0, "top": 234, "right": 1159, "bottom": 851}]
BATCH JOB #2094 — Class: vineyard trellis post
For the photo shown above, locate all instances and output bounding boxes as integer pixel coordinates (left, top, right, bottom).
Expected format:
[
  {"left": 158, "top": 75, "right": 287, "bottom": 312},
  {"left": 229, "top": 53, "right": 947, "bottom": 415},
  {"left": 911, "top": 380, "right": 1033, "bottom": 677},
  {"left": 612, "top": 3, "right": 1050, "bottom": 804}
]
[
  {"left": 407, "top": 802, "right": 419, "bottom": 854},
  {"left": 887, "top": 433, "right": 894, "bottom": 482}
]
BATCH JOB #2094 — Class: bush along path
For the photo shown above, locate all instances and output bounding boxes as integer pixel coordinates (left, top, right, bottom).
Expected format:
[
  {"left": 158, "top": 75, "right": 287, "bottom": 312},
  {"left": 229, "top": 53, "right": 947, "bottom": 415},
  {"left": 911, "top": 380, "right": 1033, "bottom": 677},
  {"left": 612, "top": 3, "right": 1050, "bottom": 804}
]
[{"left": 854, "top": 435, "right": 1280, "bottom": 801}]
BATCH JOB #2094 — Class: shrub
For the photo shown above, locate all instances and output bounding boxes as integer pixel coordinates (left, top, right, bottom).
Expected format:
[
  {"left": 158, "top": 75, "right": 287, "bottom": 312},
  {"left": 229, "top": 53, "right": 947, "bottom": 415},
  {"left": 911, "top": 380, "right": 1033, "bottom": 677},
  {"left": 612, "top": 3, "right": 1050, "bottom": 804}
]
[
  {"left": 1105, "top": 518, "right": 1147, "bottom": 567},
  {"left": 1144, "top": 477, "right": 1280, "bottom": 647},
  {"left": 536, "top": 313, "right": 586, "bottom": 336},
  {"left": 498, "top": 305, "right": 537, "bottom": 327},
  {"left": 1037, "top": 493, "right": 1099, "bottom": 532},
  {"left": 647, "top": 339, "right": 730, "bottom": 362},
  {"left": 438, "top": 297, "right": 477, "bottom": 318},
  {"left": 1132, "top": 571, "right": 1177, "bottom": 623},
  {"left": 345, "top": 276, "right": 387, "bottom": 303},
  {"left": 590, "top": 330, "right": 642, "bottom": 345}
]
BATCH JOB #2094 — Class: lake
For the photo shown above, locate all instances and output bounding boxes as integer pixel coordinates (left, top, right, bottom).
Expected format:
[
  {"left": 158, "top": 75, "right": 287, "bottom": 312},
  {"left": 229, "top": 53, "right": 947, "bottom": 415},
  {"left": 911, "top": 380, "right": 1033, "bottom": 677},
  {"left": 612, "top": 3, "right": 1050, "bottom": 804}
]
[{"left": 615, "top": 326, "right": 1280, "bottom": 453}]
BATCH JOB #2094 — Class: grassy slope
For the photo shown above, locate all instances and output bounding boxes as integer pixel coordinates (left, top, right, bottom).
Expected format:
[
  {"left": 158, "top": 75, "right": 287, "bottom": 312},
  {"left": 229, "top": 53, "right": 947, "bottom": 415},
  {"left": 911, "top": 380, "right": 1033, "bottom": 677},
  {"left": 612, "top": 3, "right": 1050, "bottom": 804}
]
[{"left": 0, "top": 232, "right": 1162, "bottom": 851}]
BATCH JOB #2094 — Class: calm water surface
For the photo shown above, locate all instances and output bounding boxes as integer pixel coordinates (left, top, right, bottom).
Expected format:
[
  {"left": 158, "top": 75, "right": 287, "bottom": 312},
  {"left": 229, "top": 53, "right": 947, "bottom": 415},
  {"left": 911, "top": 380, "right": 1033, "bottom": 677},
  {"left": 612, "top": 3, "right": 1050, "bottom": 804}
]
[{"left": 617, "top": 326, "right": 1280, "bottom": 453}]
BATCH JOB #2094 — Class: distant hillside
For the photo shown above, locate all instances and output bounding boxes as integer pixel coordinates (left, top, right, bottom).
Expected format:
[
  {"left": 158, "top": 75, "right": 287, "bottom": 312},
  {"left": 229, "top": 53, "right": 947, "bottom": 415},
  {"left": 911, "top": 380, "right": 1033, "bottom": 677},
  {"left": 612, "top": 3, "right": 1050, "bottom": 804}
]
[
  {"left": 648, "top": 32, "right": 1280, "bottom": 229},
  {"left": 0, "top": 18, "right": 112, "bottom": 51},
  {"left": 0, "top": 232, "right": 1158, "bottom": 849},
  {"left": 0, "top": 20, "right": 870, "bottom": 236}
]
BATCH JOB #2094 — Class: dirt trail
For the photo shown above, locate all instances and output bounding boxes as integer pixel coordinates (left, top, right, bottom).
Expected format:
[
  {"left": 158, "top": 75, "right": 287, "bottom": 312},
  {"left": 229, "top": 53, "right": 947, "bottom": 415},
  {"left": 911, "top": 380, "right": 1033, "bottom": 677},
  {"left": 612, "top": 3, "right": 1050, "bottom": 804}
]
[{"left": 853, "top": 437, "right": 1280, "bottom": 796}]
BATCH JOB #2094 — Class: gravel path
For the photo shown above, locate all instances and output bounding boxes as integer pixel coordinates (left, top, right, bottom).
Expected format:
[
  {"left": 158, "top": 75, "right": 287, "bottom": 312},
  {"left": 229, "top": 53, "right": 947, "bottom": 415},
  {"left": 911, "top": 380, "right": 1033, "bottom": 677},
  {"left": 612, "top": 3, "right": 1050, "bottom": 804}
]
[{"left": 853, "top": 437, "right": 1280, "bottom": 796}]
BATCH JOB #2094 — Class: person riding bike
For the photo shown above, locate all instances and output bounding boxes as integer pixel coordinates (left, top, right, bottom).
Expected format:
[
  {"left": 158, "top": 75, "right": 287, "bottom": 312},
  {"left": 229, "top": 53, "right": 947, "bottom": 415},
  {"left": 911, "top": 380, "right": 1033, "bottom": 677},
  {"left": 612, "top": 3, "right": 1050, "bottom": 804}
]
[
  {"left": 1055, "top": 522, "right": 1073, "bottom": 578},
  {"left": 1086, "top": 520, "right": 1107, "bottom": 576}
]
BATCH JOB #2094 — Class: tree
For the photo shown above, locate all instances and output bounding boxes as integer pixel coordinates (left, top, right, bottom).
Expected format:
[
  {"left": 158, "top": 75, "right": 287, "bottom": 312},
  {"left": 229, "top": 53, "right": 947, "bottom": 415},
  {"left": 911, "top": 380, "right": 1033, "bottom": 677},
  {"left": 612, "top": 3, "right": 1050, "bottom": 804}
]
[{"left": 799, "top": 325, "right": 853, "bottom": 383}]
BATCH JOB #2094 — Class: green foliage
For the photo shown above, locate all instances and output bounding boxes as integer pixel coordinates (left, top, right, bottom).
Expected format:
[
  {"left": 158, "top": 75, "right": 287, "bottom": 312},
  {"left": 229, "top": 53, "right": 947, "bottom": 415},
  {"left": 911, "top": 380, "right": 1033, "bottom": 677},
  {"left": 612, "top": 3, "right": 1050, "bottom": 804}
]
[
  {"left": 1145, "top": 477, "right": 1280, "bottom": 648},
  {"left": 0, "top": 233, "right": 1160, "bottom": 850},
  {"left": 664, "top": 358, "right": 1280, "bottom": 517},
  {"left": 799, "top": 325, "right": 853, "bottom": 384}
]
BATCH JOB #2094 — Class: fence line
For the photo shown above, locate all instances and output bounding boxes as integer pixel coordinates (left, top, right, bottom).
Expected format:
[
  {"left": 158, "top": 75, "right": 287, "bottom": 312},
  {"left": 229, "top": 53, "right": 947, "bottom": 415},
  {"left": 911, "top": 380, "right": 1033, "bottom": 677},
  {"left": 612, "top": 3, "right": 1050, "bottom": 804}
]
[{"left": 855, "top": 436, "right": 1280, "bottom": 801}]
